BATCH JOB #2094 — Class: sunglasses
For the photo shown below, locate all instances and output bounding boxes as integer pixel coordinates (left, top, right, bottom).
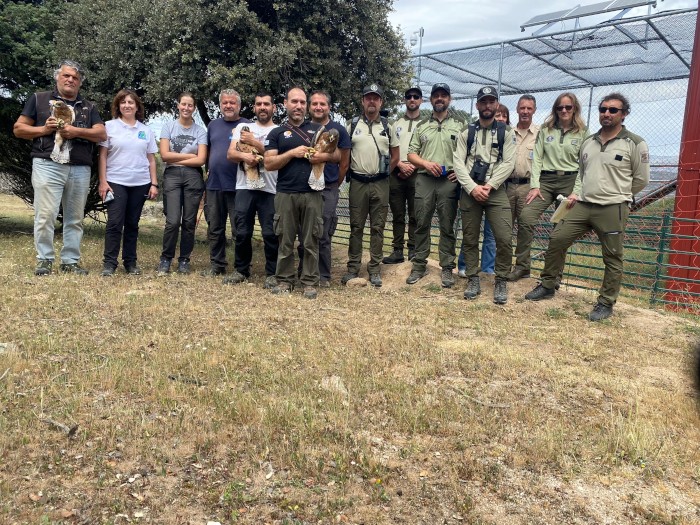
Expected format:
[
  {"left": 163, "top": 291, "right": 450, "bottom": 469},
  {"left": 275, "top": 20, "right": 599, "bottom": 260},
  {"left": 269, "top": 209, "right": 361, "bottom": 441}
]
[
  {"left": 405, "top": 94, "right": 421, "bottom": 100},
  {"left": 599, "top": 106, "right": 622, "bottom": 114},
  {"left": 556, "top": 105, "right": 573, "bottom": 112}
]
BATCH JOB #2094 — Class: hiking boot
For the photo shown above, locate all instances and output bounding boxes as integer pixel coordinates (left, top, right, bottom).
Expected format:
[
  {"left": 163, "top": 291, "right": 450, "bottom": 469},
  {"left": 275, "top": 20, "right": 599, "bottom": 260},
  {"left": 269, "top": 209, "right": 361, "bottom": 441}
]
[
  {"left": 34, "top": 259, "right": 52, "bottom": 276},
  {"left": 407, "top": 248, "right": 416, "bottom": 261},
  {"left": 589, "top": 302, "right": 613, "bottom": 322},
  {"left": 507, "top": 267, "right": 530, "bottom": 282},
  {"left": 341, "top": 272, "right": 359, "bottom": 285},
  {"left": 554, "top": 272, "right": 563, "bottom": 290},
  {"left": 124, "top": 263, "right": 142, "bottom": 275},
  {"left": 493, "top": 278, "right": 508, "bottom": 305},
  {"left": 405, "top": 270, "right": 426, "bottom": 285},
  {"left": 176, "top": 260, "right": 190, "bottom": 275},
  {"left": 263, "top": 275, "right": 278, "bottom": 289},
  {"left": 319, "top": 279, "right": 331, "bottom": 288},
  {"left": 525, "top": 283, "right": 555, "bottom": 301},
  {"left": 441, "top": 269, "right": 455, "bottom": 288},
  {"left": 382, "top": 249, "right": 404, "bottom": 264},
  {"left": 464, "top": 276, "right": 481, "bottom": 300},
  {"left": 369, "top": 273, "right": 383, "bottom": 287},
  {"left": 303, "top": 286, "right": 318, "bottom": 299},
  {"left": 101, "top": 266, "right": 116, "bottom": 277},
  {"left": 271, "top": 282, "right": 293, "bottom": 294},
  {"left": 157, "top": 259, "right": 171, "bottom": 275},
  {"left": 60, "top": 263, "right": 89, "bottom": 275},
  {"left": 200, "top": 266, "right": 225, "bottom": 277},
  {"left": 222, "top": 270, "right": 247, "bottom": 285}
]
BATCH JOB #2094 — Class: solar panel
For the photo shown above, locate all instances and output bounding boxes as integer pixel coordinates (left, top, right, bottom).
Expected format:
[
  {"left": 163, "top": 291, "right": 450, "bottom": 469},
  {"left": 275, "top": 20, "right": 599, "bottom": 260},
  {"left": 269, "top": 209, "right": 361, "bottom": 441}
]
[
  {"left": 522, "top": 0, "right": 657, "bottom": 29},
  {"left": 522, "top": 9, "right": 574, "bottom": 28},
  {"left": 608, "top": 0, "right": 656, "bottom": 10},
  {"left": 568, "top": 1, "right": 616, "bottom": 18}
]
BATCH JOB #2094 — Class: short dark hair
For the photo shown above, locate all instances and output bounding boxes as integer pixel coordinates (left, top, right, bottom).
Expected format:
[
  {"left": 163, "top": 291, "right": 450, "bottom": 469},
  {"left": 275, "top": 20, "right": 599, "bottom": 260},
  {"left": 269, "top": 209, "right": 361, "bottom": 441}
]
[
  {"left": 111, "top": 89, "right": 145, "bottom": 121},
  {"left": 177, "top": 91, "right": 196, "bottom": 104},
  {"left": 254, "top": 90, "right": 274, "bottom": 103},
  {"left": 518, "top": 94, "right": 536, "bottom": 108},
  {"left": 310, "top": 90, "right": 331, "bottom": 105},
  {"left": 601, "top": 92, "right": 630, "bottom": 114}
]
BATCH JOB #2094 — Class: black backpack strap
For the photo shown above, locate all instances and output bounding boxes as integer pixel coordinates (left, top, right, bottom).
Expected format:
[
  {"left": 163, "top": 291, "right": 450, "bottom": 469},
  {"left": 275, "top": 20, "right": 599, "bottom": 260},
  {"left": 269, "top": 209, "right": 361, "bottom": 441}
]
[
  {"left": 349, "top": 116, "right": 361, "bottom": 137},
  {"left": 495, "top": 121, "right": 506, "bottom": 162},
  {"left": 466, "top": 123, "right": 477, "bottom": 159}
]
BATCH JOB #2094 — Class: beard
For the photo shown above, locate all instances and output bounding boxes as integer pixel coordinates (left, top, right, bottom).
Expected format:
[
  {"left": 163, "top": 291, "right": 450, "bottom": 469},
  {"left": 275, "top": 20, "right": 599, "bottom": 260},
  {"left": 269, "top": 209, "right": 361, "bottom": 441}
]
[
  {"left": 479, "top": 108, "right": 494, "bottom": 120},
  {"left": 432, "top": 101, "right": 448, "bottom": 113}
]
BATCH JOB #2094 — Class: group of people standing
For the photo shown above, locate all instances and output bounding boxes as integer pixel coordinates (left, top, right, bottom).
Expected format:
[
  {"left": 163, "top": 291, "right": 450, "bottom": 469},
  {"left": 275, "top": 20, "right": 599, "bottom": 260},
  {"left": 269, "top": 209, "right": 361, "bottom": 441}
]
[{"left": 14, "top": 59, "right": 650, "bottom": 319}]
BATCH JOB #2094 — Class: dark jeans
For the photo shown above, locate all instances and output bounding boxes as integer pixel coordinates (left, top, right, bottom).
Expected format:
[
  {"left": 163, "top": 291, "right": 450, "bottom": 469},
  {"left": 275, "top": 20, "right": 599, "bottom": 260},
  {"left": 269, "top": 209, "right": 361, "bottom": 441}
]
[
  {"left": 297, "top": 182, "right": 339, "bottom": 281},
  {"left": 161, "top": 166, "right": 204, "bottom": 262},
  {"left": 103, "top": 181, "right": 150, "bottom": 269},
  {"left": 234, "top": 189, "right": 278, "bottom": 277},
  {"left": 205, "top": 189, "right": 236, "bottom": 270}
]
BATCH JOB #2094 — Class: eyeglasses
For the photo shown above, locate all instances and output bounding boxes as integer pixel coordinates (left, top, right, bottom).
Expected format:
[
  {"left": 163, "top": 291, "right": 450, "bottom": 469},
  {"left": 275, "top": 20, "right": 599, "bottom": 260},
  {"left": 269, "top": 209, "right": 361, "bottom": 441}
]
[
  {"left": 599, "top": 106, "right": 622, "bottom": 114},
  {"left": 406, "top": 94, "right": 421, "bottom": 100},
  {"left": 556, "top": 105, "right": 573, "bottom": 112}
]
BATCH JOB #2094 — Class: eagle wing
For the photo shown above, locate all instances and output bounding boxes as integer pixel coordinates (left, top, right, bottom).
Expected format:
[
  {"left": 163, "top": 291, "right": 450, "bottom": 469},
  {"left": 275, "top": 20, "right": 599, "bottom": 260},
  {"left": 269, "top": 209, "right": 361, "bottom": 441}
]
[
  {"left": 49, "top": 100, "right": 75, "bottom": 164},
  {"left": 310, "top": 127, "right": 339, "bottom": 180}
]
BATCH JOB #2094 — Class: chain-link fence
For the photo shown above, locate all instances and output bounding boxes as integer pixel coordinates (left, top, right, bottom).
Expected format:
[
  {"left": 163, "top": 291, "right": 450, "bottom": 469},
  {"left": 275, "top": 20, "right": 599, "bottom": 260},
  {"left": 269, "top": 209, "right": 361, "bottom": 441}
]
[{"left": 332, "top": 8, "right": 699, "bottom": 310}]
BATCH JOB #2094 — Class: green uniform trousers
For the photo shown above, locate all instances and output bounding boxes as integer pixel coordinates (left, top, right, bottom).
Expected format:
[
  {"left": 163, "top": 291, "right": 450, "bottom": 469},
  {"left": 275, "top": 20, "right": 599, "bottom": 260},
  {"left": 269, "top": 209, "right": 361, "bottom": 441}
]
[
  {"left": 540, "top": 201, "right": 629, "bottom": 306},
  {"left": 274, "top": 192, "right": 323, "bottom": 287},
  {"left": 347, "top": 176, "right": 390, "bottom": 275},
  {"left": 412, "top": 175, "right": 459, "bottom": 273},
  {"left": 388, "top": 172, "right": 416, "bottom": 251},
  {"left": 459, "top": 185, "right": 513, "bottom": 280},
  {"left": 513, "top": 173, "right": 577, "bottom": 271}
]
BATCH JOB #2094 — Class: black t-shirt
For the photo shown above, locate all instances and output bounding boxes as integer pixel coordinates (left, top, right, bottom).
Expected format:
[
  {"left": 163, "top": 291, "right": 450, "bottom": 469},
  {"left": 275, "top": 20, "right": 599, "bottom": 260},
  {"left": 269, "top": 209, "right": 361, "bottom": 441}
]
[{"left": 265, "top": 121, "right": 321, "bottom": 193}]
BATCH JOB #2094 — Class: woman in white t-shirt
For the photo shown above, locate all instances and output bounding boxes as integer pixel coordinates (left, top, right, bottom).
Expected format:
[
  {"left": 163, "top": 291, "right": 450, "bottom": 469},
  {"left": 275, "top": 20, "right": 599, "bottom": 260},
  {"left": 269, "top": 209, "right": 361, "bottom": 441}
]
[
  {"left": 157, "top": 92, "right": 208, "bottom": 275},
  {"left": 98, "top": 89, "right": 158, "bottom": 276}
]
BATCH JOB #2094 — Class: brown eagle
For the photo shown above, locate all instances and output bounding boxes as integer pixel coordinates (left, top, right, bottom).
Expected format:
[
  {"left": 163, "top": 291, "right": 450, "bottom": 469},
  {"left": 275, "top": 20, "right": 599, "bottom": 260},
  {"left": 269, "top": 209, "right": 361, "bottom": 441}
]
[
  {"left": 49, "top": 100, "right": 75, "bottom": 164},
  {"left": 235, "top": 126, "right": 265, "bottom": 189},
  {"left": 307, "top": 126, "right": 339, "bottom": 191}
]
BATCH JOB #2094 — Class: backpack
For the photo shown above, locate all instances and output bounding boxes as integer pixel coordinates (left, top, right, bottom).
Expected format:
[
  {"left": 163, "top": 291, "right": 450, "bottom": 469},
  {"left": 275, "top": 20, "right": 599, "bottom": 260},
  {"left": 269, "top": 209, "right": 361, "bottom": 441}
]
[{"left": 466, "top": 120, "right": 507, "bottom": 162}]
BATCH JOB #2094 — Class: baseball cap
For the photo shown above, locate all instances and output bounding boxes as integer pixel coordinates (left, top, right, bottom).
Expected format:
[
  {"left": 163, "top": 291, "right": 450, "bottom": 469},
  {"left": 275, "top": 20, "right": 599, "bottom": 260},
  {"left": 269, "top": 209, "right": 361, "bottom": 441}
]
[
  {"left": 362, "top": 83, "right": 384, "bottom": 98},
  {"left": 430, "top": 83, "right": 450, "bottom": 96},
  {"left": 476, "top": 86, "right": 498, "bottom": 101},
  {"left": 405, "top": 86, "right": 422, "bottom": 98}
]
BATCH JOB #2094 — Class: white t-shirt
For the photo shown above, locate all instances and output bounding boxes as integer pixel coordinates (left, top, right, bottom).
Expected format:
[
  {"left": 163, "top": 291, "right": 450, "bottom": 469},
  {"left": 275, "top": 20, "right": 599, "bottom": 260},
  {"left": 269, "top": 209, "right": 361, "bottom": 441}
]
[
  {"left": 231, "top": 122, "right": 278, "bottom": 194},
  {"left": 100, "top": 119, "right": 158, "bottom": 186}
]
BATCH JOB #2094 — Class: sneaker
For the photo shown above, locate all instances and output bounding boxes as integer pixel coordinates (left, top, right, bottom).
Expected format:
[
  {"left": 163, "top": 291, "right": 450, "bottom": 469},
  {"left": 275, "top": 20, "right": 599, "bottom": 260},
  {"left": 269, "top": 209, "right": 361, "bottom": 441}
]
[
  {"left": 60, "top": 263, "right": 89, "bottom": 275},
  {"left": 124, "top": 263, "right": 142, "bottom": 275},
  {"left": 406, "top": 270, "right": 426, "bottom": 285},
  {"left": 369, "top": 274, "right": 383, "bottom": 287},
  {"left": 382, "top": 249, "right": 404, "bottom": 264},
  {"left": 222, "top": 270, "right": 247, "bottom": 285},
  {"left": 524, "top": 283, "right": 555, "bottom": 301},
  {"left": 101, "top": 266, "right": 116, "bottom": 277},
  {"left": 407, "top": 248, "right": 416, "bottom": 261},
  {"left": 200, "top": 266, "right": 225, "bottom": 277},
  {"left": 493, "top": 278, "right": 508, "bottom": 305},
  {"left": 176, "top": 260, "right": 190, "bottom": 275},
  {"left": 507, "top": 267, "right": 530, "bottom": 282},
  {"left": 303, "top": 286, "right": 318, "bottom": 299},
  {"left": 464, "top": 276, "right": 481, "bottom": 300},
  {"left": 157, "top": 259, "right": 171, "bottom": 275},
  {"left": 319, "top": 279, "right": 331, "bottom": 288},
  {"left": 341, "top": 272, "right": 359, "bottom": 285},
  {"left": 271, "top": 282, "right": 293, "bottom": 294},
  {"left": 441, "top": 269, "right": 455, "bottom": 288},
  {"left": 263, "top": 275, "right": 278, "bottom": 289},
  {"left": 458, "top": 269, "right": 467, "bottom": 278},
  {"left": 34, "top": 259, "right": 53, "bottom": 276},
  {"left": 589, "top": 302, "right": 613, "bottom": 322}
]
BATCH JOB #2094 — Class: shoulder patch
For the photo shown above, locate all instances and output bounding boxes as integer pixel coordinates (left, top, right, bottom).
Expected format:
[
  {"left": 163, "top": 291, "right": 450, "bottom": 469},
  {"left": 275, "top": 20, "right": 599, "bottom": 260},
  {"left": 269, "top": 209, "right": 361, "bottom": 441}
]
[{"left": 641, "top": 152, "right": 649, "bottom": 163}]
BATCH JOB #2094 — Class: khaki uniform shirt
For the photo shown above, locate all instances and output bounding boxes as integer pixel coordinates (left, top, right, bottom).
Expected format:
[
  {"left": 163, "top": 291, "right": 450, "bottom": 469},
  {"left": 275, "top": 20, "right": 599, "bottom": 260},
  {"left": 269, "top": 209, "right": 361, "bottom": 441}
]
[
  {"left": 453, "top": 122, "right": 517, "bottom": 193},
  {"left": 393, "top": 114, "right": 422, "bottom": 162},
  {"left": 408, "top": 114, "right": 467, "bottom": 173},
  {"left": 531, "top": 126, "right": 588, "bottom": 189},
  {"left": 512, "top": 123, "right": 539, "bottom": 179},
  {"left": 575, "top": 127, "right": 650, "bottom": 205},
  {"left": 348, "top": 116, "right": 397, "bottom": 176}
]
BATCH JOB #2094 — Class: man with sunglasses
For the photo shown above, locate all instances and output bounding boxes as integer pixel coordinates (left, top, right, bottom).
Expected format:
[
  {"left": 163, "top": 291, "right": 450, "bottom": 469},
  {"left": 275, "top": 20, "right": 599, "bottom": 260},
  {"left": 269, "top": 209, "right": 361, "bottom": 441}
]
[
  {"left": 383, "top": 87, "right": 422, "bottom": 265},
  {"left": 525, "top": 93, "right": 650, "bottom": 321}
]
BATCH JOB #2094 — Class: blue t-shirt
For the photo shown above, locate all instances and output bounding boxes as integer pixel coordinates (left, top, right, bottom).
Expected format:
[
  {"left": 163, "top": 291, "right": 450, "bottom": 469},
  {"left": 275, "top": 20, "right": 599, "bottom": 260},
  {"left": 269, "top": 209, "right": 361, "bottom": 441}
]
[
  {"left": 206, "top": 117, "right": 251, "bottom": 191},
  {"left": 265, "top": 121, "right": 321, "bottom": 193},
  {"left": 321, "top": 120, "right": 351, "bottom": 184}
]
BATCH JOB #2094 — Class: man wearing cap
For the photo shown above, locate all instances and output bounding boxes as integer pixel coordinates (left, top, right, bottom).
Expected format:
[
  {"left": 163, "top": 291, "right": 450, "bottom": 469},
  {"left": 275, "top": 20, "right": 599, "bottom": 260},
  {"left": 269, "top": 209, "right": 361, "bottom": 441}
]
[
  {"left": 525, "top": 93, "right": 649, "bottom": 321},
  {"left": 504, "top": 95, "right": 539, "bottom": 282},
  {"left": 405, "top": 83, "right": 467, "bottom": 288},
  {"left": 341, "top": 84, "right": 399, "bottom": 287},
  {"left": 453, "top": 86, "right": 516, "bottom": 304},
  {"left": 383, "top": 87, "right": 422, "bottom": 265}
]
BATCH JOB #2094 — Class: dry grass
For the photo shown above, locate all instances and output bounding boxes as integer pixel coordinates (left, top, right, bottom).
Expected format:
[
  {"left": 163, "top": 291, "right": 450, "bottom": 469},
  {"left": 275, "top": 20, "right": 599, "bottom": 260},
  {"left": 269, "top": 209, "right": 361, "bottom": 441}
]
[{"left": 1, "top": 193, "right": 699, "bottom": 525}]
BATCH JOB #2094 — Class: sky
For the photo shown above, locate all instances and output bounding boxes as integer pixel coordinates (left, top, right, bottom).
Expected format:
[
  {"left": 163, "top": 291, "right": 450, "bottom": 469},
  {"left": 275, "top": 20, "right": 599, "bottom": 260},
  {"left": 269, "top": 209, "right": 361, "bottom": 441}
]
[{"left": 389, "top": 0, "right": 696, "bottom": 53}]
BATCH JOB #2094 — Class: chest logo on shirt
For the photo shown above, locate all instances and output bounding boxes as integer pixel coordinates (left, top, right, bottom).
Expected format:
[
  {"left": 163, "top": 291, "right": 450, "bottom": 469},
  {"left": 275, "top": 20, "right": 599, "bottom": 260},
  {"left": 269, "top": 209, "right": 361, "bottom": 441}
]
[
  {"left": 546, "top": 135, "right": 555, "bottom": 143},
  {"left": 354, "top": 129, "right": 362, "bottom": 136},
  {"left": 571, "top": 139, "right": 579, "bottom": 146},
  {"left": 283, "top": 131, "right": 292, "bottom": 138},
  {"left": 137, "top": 131, "right": 147, "bottom": 140}
]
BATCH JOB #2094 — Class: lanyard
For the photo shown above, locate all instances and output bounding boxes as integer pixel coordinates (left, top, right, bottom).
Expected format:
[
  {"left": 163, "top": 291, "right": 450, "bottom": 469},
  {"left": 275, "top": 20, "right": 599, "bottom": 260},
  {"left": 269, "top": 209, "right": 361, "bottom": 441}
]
[{"left": 285, "top": 123, "right": 312, "bottom": 145}]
